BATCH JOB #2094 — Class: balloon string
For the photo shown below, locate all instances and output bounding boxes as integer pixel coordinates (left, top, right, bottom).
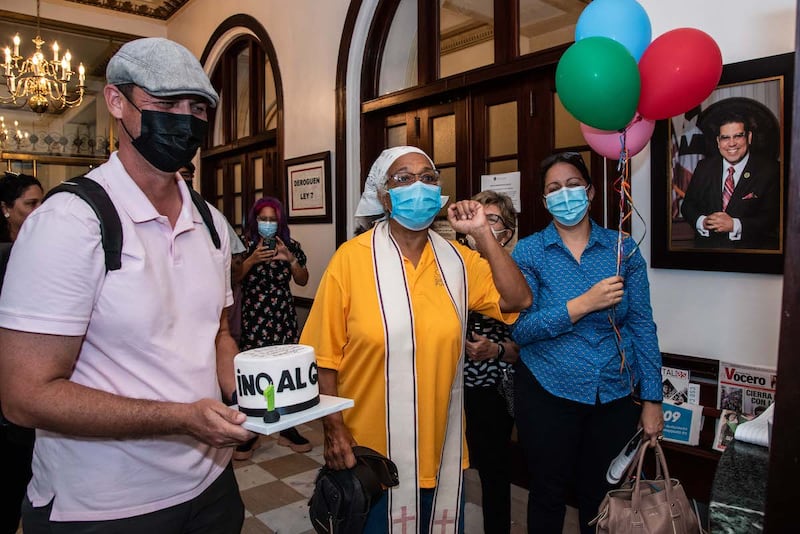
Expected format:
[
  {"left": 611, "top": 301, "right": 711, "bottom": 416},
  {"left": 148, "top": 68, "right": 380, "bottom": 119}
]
[
  {"left": 613, "top": 128, "right": 647, "bottom": 269},
  {"left": 608, "top": 130, "right": 642, "bottom": 392}
]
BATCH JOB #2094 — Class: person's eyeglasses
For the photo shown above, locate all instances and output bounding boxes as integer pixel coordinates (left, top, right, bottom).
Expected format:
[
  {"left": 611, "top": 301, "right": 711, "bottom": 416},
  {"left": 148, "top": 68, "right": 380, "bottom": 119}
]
[
  {"left": 486, "top": 214, "right": 507, "bottom": 227},
  {"left": 389, "top": 170, "right": 441, "bottom": 185},
  {"left": 718, "top": 132, "right": 747, "bottom": 142},
  {"left": 256, "top": 217, "right": 279, "bottom": 223},
  {"left": 179, "top": 171, "right": 194, "bottom": 181}
]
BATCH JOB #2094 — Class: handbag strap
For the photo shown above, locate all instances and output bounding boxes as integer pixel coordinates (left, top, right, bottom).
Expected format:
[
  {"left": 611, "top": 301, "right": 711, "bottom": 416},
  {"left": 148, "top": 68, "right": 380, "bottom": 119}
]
[
  {"left": 619, "top": 438, "right": 666, "bottom": 485},
  {"left": 653, "top": 442, "right": 673, "bottom": 484},
  {"left": 631, "top": 442, "right": 676, "bottom": 517},
  {"left": 621, "top": 438, "right": 642, "bottom": 483}
]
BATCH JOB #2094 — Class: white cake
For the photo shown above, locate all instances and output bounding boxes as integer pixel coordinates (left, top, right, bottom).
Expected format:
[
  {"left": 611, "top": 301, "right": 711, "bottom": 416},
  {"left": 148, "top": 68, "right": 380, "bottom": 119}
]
[{"left": 234, "top": 344, "right": 320, "bottom": 416}]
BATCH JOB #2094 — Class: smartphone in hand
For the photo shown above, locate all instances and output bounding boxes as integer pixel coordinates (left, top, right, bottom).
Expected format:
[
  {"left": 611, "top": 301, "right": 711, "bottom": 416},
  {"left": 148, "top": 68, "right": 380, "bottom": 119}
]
[{"left": 264, "top": 237, "right": 277, "bottom": 251}]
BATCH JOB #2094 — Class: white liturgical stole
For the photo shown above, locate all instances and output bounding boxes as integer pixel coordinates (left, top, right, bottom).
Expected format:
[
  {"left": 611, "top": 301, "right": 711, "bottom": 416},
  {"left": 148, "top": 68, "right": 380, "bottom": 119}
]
[{"left": 371, "top": 220, "right": 467, "bottom": 533}]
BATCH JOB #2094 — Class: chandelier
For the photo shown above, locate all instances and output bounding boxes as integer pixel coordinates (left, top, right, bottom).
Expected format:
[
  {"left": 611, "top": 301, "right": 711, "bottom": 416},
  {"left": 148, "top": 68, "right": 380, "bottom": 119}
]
[
  {"left": 1, "top": 0, "right": 85, "bottom": 114},
  {"left": 0, "top": 116, "right": 30, "bottom": 149}
]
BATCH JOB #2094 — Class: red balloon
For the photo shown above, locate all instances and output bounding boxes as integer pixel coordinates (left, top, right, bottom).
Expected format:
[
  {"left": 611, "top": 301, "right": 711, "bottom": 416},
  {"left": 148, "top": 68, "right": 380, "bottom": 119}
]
[{"left": 637, "top": 28, "right": 722, "bottom": 120}]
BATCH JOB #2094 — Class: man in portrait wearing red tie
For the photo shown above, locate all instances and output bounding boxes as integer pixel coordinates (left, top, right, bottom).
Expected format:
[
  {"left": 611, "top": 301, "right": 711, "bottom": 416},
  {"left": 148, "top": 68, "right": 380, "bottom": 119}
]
[{"left": 681, "top": 112, "right": 781, "bottom": 250}]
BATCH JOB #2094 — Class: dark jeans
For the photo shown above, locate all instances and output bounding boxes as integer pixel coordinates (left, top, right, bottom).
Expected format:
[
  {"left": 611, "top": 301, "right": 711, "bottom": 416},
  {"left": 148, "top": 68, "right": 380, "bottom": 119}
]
[
  {"left": 514, "top": 364, "right": 640, "bottom": 534},
  {"left": 0, "top": 423, "right": 34, "bottom": 534},
  {"left": 464, "top": 384, "right": 514, "bottom": 534},
  {"left": 22, "top": 463, "right": 244, "bottom": 534},
  {"left": 363, "top": 482, "right": 466, "bottom": 533}
]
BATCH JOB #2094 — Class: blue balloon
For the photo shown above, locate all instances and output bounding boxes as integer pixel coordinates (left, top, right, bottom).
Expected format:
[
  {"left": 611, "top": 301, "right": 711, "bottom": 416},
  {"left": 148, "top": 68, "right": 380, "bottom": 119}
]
[{"left": 575, "top": 0, "right": 652, "bottom": 61}]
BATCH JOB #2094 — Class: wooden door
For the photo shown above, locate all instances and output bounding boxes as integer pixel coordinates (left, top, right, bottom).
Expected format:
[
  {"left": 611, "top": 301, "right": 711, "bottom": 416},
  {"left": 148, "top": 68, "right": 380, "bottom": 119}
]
[
  {"left": 365, "top": 100, "right": 468, "bottom": 222},
  {"left": 202, "top": 147, "right": 278, "bottom": 231}
]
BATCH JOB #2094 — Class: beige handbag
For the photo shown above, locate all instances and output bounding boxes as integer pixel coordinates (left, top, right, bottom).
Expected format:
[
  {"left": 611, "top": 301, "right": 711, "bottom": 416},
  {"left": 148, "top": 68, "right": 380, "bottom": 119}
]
[{"left": 590, "top": 441, "right": 702, "bottom": 534}]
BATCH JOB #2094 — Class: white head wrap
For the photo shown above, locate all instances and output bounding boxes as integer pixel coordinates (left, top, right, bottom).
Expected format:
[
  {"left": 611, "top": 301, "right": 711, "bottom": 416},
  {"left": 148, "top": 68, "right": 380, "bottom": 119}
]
[{"left": 355, "top": 146, "right": 437, "bottom": 217}]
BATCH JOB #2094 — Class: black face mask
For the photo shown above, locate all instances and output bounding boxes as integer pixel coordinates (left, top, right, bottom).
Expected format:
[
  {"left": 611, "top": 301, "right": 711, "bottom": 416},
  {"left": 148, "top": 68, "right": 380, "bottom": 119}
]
[
  {"left": 133, "top": 110, "right": 207, "bottom": 173},
  {"left": 120, "top": 97, "right": 208, "bottom": 173}
]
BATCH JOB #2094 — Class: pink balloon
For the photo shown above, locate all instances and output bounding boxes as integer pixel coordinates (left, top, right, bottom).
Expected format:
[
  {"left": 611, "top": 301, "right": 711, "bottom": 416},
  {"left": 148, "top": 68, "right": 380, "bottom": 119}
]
[{"left": 581, "top": 114, "right": 656, "bottom": 160}]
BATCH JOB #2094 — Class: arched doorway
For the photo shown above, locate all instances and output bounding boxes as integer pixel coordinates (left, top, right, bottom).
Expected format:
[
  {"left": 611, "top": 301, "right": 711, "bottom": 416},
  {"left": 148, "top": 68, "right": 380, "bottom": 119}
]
[{"left": 200, "top": 15, "right": 284, "bottom": 233}]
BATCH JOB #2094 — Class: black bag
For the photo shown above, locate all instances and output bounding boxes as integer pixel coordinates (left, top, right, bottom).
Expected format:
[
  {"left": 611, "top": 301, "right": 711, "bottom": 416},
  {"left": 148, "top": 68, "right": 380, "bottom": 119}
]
[{"left": 308, "top": 445, "right": 399, "bottom": 534}]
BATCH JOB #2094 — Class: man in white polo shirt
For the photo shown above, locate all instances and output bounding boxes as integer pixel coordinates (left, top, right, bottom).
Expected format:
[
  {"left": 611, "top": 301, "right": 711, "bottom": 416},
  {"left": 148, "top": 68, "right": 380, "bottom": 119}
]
[{"left": 0, "top": 38, "right": 254, "bottom": 532}]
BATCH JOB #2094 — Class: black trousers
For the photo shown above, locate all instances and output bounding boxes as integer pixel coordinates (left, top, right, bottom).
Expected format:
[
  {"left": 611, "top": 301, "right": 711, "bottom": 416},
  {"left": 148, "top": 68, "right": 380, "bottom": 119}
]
[
  {"left": 514, "top": 364, "right": 640, "bottom": 534},
  {"left": 22, "top": 463, "right": 244, "bottom": 534},
  {"left": 464, "top": 384, "right": 515, "bottom": 534},
  {"left": 0, "top": 424, "right": 34, "bottom": 534}
]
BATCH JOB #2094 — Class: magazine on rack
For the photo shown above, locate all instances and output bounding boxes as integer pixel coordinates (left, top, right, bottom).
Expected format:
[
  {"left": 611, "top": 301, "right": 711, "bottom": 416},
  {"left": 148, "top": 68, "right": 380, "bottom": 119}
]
[
  {"left": 661, "top": 366, "right": 691, "bottom": 404},
  {"left": 714, "top": 410, "right": 754, "bottom": 452},
  {"left": 663, "top": 400, "right": 703, "bottom": 446},
  {"left": 714, "top": 362, "right": 776, "bottom": 452},
  {"left": 660, "top": 366, "right": 702, "bottom": 445}
]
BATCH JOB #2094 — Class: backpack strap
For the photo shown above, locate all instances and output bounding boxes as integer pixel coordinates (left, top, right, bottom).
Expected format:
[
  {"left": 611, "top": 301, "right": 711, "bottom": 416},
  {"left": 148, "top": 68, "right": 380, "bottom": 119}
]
[
  {"left": 44, "top": 177, "right": 123, "bottom": 272},
  {"left": 44, "top": 177, "right": 222, "bottom": 273},
  {"left": 188, "top": 188, "right": 221, "bottom": 250},
  {"left": 0, "top": 242, "right": 12, "bottom": 291}
]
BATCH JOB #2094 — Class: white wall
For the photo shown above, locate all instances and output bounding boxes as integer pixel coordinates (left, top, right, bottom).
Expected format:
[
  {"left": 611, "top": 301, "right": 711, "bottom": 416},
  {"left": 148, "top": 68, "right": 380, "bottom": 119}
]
[
  {"left": 632, "top": 0, "right": 795, "bottom": 367},
  {"left": 167, "top": 0, "right": 349, "bottom": 299}
]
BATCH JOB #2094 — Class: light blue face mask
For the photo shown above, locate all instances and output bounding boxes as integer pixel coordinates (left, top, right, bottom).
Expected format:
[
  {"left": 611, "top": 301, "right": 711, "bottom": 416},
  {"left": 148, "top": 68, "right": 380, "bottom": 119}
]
[
  {"left": 388, "top": 181, "right": 442, "bottom": 231},
  {"left": 544, "top": 185, "right": 590, "bottom": 227},
  {"left": 257, "top": 220, "right": 278, "bottom": 239}
]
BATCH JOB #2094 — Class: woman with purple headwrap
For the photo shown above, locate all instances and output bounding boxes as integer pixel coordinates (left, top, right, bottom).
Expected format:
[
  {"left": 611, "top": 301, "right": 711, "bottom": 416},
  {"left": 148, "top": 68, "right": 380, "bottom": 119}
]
[{"left": 237, "top": 196, "right": 311, "bottom": 457}]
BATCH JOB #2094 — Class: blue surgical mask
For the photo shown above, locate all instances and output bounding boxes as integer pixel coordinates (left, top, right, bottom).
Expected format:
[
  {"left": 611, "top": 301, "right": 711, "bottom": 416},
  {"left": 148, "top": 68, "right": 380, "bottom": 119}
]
[
  {"left": 388, "top": 181, "right": 442, "bottom": 231},
  {"left": 258, "top": 221, "right": 278, "bottom": 239},
  {"left": 545, "top": 186, "right": 590, "bottom": 227}
]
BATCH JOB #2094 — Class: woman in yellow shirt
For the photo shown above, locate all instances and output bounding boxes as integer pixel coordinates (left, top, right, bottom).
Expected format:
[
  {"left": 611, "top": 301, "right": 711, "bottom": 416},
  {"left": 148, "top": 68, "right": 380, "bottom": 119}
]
[{"left": 300, "top": 146, "right": 531, "bottom": 533}]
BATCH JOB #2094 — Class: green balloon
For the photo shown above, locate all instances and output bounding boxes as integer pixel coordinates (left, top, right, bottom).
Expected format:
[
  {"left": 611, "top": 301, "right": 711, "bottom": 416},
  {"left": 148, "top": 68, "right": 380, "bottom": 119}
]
[{"left": 556, "top": 37, "right": 640, "bottom": 131}]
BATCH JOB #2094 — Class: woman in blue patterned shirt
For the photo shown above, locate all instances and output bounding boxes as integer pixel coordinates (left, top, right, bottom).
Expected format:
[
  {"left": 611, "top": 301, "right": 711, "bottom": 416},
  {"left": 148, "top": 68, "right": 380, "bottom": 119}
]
[{"left": 511, "top": 152, "right": 663, "bottom": 534}]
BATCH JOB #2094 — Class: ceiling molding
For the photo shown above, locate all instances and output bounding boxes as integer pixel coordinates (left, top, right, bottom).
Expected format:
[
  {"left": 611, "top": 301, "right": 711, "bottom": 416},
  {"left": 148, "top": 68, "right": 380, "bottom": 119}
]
[
  {"left": 441, "top": 21, "right": 493, "bottom": 56},
  {"left": 63, "top": 0, "right": 190, "bottom": 20}
]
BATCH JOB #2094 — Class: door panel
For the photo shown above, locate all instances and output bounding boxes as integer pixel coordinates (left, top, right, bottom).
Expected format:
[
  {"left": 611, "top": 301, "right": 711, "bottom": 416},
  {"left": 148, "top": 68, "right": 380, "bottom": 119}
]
[
  {"left": 371, "top": 100, "right": 468, "bottom": 219},
  {"left": 418, "top": 101, "right": 468, "bottom": 216},
  {"left": 473, "top": 70, "right": 619, "bottom": 238},
  {"left": 202, "top": 147, "right": 278, "bottom": 231},
  {"left": 472, "top": 83, "right": 531, "bottom": 233}
]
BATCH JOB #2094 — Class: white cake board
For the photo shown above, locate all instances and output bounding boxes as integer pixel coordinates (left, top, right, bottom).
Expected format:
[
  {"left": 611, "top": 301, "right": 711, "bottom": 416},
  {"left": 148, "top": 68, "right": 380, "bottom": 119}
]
[{"left": 237, "top": 394, "right": 354, "bottom": 436}]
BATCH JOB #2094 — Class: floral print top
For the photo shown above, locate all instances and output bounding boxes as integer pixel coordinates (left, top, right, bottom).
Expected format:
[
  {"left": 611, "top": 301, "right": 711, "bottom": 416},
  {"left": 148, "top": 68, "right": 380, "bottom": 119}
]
[
  {"left": 240, "top": 239, "right": 307, "bottom": 350},
  {"left": 465, "top": 311, "right": 514, "bottom": 388}
]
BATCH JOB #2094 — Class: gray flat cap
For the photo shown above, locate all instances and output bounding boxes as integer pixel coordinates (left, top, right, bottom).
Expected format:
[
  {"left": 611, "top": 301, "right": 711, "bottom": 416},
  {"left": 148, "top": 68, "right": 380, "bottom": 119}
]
[{"left": 107, "top": 37, "right": 219, "bottom": 107}]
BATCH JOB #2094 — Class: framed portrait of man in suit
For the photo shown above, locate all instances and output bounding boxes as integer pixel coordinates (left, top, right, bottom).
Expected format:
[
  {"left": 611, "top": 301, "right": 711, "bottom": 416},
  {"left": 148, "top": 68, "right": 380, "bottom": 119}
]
[{"left": 651, "top": 52, "right": 794, "bottom": 274}]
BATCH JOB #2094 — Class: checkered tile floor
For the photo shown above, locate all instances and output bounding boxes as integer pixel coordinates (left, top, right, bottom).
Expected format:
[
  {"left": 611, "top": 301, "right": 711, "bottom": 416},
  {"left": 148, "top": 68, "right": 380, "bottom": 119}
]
[
  {"left": 12, "top": 420, "right": 578, "bottom": 533},
  {"left": 234, "top": 420, "right": 580, "bottom": 533}
]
